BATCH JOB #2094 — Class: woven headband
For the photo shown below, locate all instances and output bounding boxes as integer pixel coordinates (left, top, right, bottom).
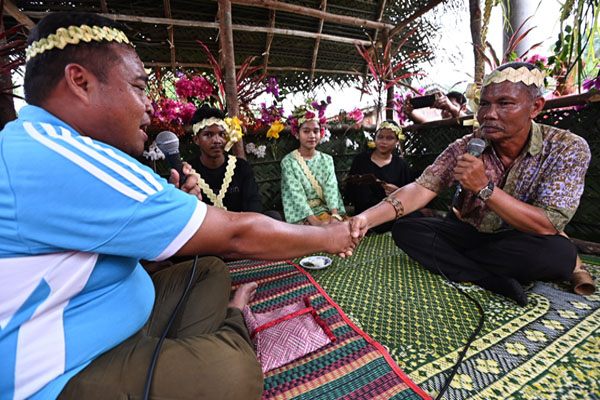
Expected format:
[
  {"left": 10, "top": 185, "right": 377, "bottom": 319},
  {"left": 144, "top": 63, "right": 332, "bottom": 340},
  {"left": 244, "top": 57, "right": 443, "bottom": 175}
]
[
  {"left": 26, "top": 24, "right": 132, "bottom": 62},
  {"left": 192, "top": 116, "right": 243, "bottom": 152},
  {"left": 482, "top": 66, "right": 545, "bottom": 88},
  {"left": 377, "top": 121, "right": 405, "bottom": 141}
]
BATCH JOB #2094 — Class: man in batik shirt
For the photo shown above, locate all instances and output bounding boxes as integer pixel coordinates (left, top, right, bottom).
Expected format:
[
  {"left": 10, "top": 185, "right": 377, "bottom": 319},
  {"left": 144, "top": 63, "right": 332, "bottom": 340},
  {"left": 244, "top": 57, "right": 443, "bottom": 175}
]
[{"left": 350, "top": 62, "right": 591, "bottom": 306}]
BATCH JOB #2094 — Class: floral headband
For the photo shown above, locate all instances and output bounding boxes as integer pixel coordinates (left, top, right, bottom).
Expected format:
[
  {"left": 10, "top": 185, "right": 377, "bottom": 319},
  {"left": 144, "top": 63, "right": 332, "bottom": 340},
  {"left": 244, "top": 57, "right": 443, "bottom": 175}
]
[
  {"left": 26, "top": 24, "right": 132, "bottom": 62},
  {"left": 289, "top": 97, "right": 331, "bottom": 137},
  {"left": 193, "top": 116, "right": 244, "bottom": 152},
  {"left": 377, "top": 121, "right": 405, "bottom": 141}
]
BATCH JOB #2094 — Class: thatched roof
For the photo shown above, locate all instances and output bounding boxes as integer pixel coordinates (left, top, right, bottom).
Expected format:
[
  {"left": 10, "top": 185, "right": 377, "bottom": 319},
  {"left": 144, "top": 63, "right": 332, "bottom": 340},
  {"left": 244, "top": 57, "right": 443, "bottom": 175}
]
[{"left": 4, "top": 0, "right": 448, "bottom": 90}]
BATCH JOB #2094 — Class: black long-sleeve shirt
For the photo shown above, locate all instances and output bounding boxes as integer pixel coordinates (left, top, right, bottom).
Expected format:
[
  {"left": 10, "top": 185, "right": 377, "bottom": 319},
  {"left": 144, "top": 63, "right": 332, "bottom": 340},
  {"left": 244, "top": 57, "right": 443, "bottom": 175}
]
[{"left": 345, "top": 152, "right": 414, "bottom": 215}]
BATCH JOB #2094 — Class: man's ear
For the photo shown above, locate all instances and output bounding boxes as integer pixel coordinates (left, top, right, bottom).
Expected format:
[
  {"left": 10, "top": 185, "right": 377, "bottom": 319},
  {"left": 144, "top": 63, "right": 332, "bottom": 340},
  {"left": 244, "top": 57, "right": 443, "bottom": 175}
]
[
  {"left": 63, "top": 63, "right": 95, "bottom": 105},
  {"left": 192, "top": 134, "right": 201, "bottom": 146},
  {"left": 530, "top": 96, "right": 546, "bottom": 119}
]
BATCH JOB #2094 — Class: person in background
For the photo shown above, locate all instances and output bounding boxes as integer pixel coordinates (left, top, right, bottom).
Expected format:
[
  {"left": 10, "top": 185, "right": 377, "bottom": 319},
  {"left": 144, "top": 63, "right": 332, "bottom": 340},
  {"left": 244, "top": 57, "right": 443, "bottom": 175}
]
[
  {"left": 345, "top": 120, "right": 420, "bottom": 233},
  {"left": 0, "top": 12, "right": 356, "bottom": 400},
  {"left": 404, "top": 90, "right": 468, "bottom": 124},
  {"left": 187, "top": 105, "right": 280, "bottom": 219},
  {"left": 281, "top": 102, "right": 347, "bottom": 226},
  {"left": 350, "top": 62, "right": 590, "bottom": 307}
]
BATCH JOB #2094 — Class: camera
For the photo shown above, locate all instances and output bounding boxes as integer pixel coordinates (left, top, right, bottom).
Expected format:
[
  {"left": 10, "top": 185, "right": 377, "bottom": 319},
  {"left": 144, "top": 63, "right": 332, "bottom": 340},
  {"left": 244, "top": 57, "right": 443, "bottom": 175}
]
[{"left": 409, "top": 94, "right": 437, "bottom": 109}]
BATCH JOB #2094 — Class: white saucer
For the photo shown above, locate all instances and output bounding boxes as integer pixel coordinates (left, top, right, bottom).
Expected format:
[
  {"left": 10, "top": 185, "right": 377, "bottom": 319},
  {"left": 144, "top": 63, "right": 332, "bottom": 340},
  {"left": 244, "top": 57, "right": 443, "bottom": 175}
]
[{"left": 300, "top": 256, "right": 332, "bottom": 270}]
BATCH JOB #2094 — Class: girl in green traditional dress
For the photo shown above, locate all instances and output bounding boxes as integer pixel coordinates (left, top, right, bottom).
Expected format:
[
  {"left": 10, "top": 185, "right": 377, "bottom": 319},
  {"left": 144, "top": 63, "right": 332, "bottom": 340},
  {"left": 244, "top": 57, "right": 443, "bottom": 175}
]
[{"left": 280, "top": 101, "right": 347, "bottom": 225}]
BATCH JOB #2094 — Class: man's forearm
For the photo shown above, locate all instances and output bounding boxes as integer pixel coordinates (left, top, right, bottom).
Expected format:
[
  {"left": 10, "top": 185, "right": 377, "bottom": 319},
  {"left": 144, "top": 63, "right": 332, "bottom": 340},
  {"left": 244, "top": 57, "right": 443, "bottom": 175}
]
[
  {"left": 360, "top": 182, "right": 436, "bottom": 229},
  {"left": 485, "top": 187, "right": 558, "bottom": 235},
  {"left": 177, "top": 207, "right": 352, "bottom": 259}
]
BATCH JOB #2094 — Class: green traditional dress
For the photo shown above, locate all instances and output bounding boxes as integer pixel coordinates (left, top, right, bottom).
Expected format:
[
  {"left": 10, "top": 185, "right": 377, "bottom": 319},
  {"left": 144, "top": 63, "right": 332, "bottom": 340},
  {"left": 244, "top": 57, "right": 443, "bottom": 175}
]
[{"left": 280, "top": 150, "right": 346, "bottom": 224}]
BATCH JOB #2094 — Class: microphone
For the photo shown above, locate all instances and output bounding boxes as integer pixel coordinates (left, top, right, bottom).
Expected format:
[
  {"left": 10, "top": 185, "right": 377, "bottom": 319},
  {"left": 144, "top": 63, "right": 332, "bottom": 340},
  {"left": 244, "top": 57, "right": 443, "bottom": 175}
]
[
  {"left": 450, "top": 138, "right": 486, "bottom": 208},
  {"left": 155, "top": 131, "right": 187, "bottom": 187}
]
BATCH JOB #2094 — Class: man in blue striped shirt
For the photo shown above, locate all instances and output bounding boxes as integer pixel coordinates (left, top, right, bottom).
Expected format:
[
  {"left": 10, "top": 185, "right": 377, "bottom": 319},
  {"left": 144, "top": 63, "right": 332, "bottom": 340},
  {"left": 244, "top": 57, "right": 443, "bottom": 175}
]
[{"left": 0, "top": 12, "right": 357, "bottom": 400}]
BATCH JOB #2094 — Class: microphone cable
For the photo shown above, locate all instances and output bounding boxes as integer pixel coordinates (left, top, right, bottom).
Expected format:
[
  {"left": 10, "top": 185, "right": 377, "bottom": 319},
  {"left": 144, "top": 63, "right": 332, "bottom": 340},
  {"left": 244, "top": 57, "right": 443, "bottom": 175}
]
[
  {"left": 430, "top": 211, "right": 485, "bottom": 400},
  {"left": 142, "top": 255, "right": 198, "bottom": 400}
]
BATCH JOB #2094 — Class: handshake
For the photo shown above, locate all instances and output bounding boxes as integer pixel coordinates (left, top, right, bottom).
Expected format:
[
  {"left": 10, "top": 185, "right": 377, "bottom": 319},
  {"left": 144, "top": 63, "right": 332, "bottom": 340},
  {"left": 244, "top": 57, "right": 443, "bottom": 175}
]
[{"left": 320, "top": 215, "right": 370, "bottom": 258}]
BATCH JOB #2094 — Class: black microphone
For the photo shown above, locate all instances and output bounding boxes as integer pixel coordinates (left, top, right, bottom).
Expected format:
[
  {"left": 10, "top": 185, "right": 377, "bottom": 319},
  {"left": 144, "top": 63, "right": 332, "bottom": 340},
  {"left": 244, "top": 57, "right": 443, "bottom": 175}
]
[
  {"left": 450, "top": 138, "right": 486, "bottom": 208},
  {"left": 155, "top": 131, "right": 187, "bottom": 187}
]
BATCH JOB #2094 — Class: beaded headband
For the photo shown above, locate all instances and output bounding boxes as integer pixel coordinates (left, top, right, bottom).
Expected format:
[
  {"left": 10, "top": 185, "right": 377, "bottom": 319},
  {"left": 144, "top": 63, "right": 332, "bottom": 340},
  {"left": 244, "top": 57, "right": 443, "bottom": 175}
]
[
  {"left": 192, "top": 116, "right": 244, "bottom": 152},
  {"left": 482, "top": 66, "right": 545, "bottom": 88},
  {"left": 377, "top": 121, "right": 405, "bottom": 141},
  {"left": 26, "top": 24, "right": 132, "bottom": 62}
]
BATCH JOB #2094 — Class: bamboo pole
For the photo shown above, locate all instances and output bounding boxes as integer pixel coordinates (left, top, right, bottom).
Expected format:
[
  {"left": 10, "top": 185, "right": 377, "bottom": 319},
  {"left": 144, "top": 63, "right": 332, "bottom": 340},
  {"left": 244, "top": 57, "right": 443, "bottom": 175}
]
[
  {"left": 99, "top": 0, "right": 108, "bottom": 14},
  {"left": 3, "top": 0, "right": 35, "bottom": 28},
  {"left": 163, "top": 0, "right": 176, "bottom": 73},
  {"left": 263, "top": 10, "right": 276, "bottom": 75},
  {"left": 469, "top": 0, "right": 481, "bottom": 82},
  {"left": 218, "top": 0, "right": 245, "bottom": 158},
  {"left": 309, "top": 0, "right": 327, "bottom": 90},
  {"left": 144, "top": 61, "right": 361, "bottom": 75},
  {"left": 225, "top": 0, "right": 394, "bottom": 30},
  {"left": 21, "top": 11, "right": 371, "bottom": 46}
]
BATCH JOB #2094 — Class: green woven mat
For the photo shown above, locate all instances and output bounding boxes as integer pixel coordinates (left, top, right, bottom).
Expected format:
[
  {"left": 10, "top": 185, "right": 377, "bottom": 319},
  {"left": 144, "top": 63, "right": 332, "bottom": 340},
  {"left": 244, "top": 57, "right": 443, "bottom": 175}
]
[{"left": 295, "top": 233, "right": 600, "bottom": 399}]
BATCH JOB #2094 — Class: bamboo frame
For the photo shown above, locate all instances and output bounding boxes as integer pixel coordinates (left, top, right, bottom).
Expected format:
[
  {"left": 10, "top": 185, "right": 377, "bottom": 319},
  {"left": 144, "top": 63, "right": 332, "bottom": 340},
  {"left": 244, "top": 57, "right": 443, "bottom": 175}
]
[
  {"left": 309, "top": 0, "right": 327, "bottom": 90},
  {"left": 218, "top": 0, "right": 245, "bottom": 158},
  {"left": 21, "top": 11, "right": 371, "bottom": 46},
  {"left": 99, "top": 0, "right": 108, "bottom": 14},
  {"left": 263, "top": 10, "right": 276, "bottom": 75},
  {"left": 3, "top": 0, "right": 35, "bottom": 28},
  {"left": 225, "top": 0, "right": 394, "bottom": 30},
  {"left": 162, "top": 0, "right": 176, "bottom": 72}
]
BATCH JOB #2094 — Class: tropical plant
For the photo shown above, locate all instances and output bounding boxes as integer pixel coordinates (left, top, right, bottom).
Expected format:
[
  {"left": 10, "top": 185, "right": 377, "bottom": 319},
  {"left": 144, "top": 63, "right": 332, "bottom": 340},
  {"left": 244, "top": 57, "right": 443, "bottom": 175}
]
[
  {"left": 354, "top": 27, "right": 426, "bottom": 124},
  {"left": 478, "top": 16, "right": 544, "bottom": 70},
  {"left": 196, "top": 40, "right": 267, "bottom": 125},
  {"left": 548, "top": 0, "right": 599, "bottom": 93}
]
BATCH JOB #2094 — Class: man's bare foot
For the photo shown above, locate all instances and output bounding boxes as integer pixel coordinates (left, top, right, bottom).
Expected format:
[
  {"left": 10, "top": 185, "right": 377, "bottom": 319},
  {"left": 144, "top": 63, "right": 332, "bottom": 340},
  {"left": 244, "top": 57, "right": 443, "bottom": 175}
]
[{"left": 229, "top": 282, "right": 258, "bottom": 310}]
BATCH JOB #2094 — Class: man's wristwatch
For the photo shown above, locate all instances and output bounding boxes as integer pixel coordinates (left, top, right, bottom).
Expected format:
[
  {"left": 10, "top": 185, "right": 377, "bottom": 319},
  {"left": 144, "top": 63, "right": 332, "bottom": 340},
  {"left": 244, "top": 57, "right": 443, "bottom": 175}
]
[{"left": 477, "top": 180, "right": 494, "bottom": 201}]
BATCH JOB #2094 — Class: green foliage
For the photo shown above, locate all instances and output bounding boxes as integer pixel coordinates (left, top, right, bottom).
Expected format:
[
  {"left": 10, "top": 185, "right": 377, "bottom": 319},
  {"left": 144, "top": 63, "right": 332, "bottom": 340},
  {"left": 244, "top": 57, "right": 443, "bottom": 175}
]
[{"left": 548, "top": 0, "right": 600, "bottom": 89}]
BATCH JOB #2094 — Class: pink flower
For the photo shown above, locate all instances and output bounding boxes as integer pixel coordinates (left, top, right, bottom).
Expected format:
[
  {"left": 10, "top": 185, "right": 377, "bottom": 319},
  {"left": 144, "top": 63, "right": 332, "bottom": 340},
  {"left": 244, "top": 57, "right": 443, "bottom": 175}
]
[
  {"left": 304, "top": 111, "right": 315, "bottom": 119},
  {"left": 179, "top": 103, "right": 197, "bottom": 124},
  {"left": 347, "top": 108, "right": 364, "bottom": 124},
  {"left": 175, "top": 76, "right": 213, "bottom": 100}
]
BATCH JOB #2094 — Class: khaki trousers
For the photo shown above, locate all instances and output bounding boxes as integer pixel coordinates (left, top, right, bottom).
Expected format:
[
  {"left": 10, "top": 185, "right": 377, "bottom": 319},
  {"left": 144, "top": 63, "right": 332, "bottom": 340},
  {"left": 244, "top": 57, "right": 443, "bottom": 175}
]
[{"left": 59, "top": 257, "right": 263, "bottom": 400}]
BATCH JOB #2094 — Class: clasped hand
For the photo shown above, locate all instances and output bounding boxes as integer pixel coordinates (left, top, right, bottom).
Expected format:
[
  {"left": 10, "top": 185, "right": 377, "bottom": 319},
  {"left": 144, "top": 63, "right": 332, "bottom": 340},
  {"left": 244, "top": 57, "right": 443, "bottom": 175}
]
[{"left": 168, "top": 162, "right": 203, "bottom": 200}]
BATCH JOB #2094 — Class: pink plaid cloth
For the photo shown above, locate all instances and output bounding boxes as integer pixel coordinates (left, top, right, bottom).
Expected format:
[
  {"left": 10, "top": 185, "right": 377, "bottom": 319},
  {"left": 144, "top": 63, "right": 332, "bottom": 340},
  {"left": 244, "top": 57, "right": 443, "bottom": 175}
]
[{"left": 243, "top": 297, "right": 335, "bottom": 373}]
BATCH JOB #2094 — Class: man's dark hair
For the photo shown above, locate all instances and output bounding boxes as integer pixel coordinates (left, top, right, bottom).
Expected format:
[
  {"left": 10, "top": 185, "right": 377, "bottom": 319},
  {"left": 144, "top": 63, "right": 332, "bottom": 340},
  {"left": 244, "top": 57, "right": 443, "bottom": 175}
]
[
  {"left": 495, "top": 61, "right": 544, "bottom": 99},
  {"left": 446, "top": 91, "right": 466, "bottom": 105},
  {"left": 191, "top": 105, "right": 226, "bottom": 131},
  {"left": 24, "top": 12, "right": 131, "bottom": 106}
]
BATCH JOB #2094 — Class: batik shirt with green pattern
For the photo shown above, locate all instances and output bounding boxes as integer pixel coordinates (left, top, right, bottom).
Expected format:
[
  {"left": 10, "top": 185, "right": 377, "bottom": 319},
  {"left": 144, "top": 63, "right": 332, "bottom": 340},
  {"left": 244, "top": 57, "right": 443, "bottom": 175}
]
[
  {"left": 281, "top": 151, "right": 346, "bottom": 224},
  {"left": 416, "top": 121, "right": 590, "bottom": 233}
]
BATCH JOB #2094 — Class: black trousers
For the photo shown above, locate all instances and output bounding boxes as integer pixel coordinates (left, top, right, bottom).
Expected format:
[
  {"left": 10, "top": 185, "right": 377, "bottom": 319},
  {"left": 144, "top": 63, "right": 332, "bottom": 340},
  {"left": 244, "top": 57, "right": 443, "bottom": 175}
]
[{"left": 391, "top": 216, "right": 577, "bottom": 285}]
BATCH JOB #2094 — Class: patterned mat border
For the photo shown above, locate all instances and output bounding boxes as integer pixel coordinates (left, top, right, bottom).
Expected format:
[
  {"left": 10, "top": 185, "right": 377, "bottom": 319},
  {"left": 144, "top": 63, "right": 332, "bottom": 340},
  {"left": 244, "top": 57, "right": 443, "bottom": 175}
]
[{"left": 286, "top": 260, "right": 432, "bottom": 400}]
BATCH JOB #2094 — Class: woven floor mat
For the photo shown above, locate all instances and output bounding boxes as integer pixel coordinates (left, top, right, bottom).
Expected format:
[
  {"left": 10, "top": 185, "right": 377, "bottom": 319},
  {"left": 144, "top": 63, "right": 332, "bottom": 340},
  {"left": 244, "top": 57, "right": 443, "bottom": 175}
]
[
  {"left": 228, "top": 258, "right": 430, "bottom": 400},
  {"left": 299, "top": 233, "right": 600, "bottom": 400}
]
